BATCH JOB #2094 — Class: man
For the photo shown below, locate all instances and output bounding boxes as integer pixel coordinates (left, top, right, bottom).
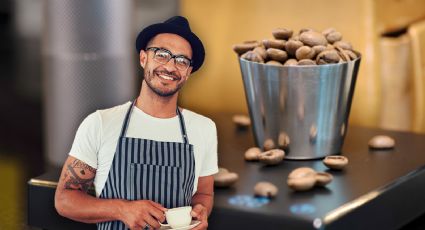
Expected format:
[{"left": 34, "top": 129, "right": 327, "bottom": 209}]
[{"left": 55, "top": 16, "right": 218, "bottom": 230}]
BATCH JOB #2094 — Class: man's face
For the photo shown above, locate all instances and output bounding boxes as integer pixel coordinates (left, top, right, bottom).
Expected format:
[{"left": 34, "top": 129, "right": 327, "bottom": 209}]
[{"left": 140, "top": 33, "right": 193, "bottom": 97}]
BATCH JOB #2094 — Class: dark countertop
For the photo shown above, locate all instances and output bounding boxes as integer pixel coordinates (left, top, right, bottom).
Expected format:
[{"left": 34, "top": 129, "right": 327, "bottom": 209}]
[
  {"left": 208, "top": 113, "right": 425, "bottom": 230},
  {"left": 28, "top": 113, "right": 425, "bottom": 230}
]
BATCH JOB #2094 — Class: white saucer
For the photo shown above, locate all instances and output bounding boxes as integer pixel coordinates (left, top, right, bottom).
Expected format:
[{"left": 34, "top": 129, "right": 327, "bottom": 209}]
[{"left": 159, "top": 220, "right": 201, "bottom": 230}]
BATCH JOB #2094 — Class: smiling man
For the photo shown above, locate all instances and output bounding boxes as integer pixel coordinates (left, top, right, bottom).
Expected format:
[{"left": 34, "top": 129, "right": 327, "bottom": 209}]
[{"left": 54, "top": 16, "right": 218, "bottom": 230}]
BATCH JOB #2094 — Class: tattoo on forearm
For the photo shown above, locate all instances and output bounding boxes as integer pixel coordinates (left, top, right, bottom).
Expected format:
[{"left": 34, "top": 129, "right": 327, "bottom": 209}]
[{"left": 63, "top": 159, "right": 96, "bottom": 192}]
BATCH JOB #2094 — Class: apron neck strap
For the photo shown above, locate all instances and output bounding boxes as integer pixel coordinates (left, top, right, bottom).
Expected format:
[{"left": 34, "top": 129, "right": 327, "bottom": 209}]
[
  {"left": 119, "top": 100, "right": 137, "bottom": 138},
  {"left": 119, "top": 99, "right": 189, "bottom": 144},
  {"left": 176, "top": 107, "right": 189, "bottom": 144}
]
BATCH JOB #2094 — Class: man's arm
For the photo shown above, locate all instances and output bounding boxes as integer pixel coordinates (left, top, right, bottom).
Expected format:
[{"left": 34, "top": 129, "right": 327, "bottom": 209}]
[
  {"left": 55, "top": 156, "right": 120, "bottom": 223},
  {"left": 55, "top": 156, "right": 166, "bottom": 229},
  {"left": 191, "top": 175, "right": 214, "bottom": 230}
]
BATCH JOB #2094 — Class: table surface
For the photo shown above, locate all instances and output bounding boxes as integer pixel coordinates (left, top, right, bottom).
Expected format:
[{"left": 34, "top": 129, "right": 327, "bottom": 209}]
[
  {"left": 29, "top": 113, "right": 425, "bottom": 230},
  {"left": 209, "top": 113, "right": 425, "bottom": 230}
]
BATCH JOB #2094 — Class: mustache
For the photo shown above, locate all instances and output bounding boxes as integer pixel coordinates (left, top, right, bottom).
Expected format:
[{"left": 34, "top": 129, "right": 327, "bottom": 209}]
[{"left": 153, "top": 69, "right": 179, "bottom": 79}]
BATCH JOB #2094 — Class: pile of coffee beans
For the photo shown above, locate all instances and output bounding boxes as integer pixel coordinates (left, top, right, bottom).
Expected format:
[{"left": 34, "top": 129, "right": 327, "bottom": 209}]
[{"left": 233, "top": 28, "right": 359, "bottom": 66}]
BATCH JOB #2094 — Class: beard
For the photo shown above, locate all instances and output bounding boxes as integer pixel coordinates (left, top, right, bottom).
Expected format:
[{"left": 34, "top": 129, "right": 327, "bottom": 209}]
[{"left": 144, "top": 67, "right": 185, "bottom": 97}]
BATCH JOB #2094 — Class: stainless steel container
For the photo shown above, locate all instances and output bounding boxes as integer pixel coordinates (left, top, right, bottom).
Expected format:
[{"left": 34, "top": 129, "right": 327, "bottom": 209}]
[{"left": 239, "top": 58, "right": 361, "bottom": 159}]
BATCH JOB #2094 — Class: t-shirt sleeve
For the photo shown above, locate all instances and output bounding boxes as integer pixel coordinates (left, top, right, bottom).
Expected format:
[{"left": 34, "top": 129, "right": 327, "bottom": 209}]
[
  {"left": 68, "top": 112, "right": 101, "bottom": 169},
  {"left": 199, "top": 120, "right": 219, "bottom": 176}
]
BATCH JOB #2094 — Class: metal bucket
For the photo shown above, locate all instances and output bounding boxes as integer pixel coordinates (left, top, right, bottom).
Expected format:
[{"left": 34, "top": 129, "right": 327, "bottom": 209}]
[{"left": 239, "top": 57, "right": 361, "bottom": 160}]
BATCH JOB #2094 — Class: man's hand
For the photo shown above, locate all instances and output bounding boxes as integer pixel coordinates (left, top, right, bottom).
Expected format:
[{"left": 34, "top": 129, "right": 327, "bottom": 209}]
[
  {"left": 190, "top": 204, "right": 208, "bottom": 230},
  {"left": 119, "top": 200, "right": 167, "bottom": 230}
]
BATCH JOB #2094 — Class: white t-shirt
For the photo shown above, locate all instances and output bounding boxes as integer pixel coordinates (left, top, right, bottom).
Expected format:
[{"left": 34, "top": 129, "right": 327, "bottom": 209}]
[{"left": 69, "top": 102, "right": 218, "bottom": 197}]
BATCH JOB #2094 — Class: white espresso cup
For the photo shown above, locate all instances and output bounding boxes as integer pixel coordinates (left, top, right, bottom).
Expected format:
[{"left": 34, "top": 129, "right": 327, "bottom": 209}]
[{"left": 160, "top": 206, "right": 192, "bottom": 229}]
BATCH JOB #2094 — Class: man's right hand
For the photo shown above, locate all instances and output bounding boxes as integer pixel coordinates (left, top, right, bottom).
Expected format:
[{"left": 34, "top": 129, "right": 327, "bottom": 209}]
[{"left": 119, "top": 199, "right": 167, "bottom": 230}]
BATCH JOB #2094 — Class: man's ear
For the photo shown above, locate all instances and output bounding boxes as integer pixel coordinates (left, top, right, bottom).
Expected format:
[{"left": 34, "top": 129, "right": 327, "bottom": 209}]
[
  {"left": 185, "top": 66, "right": 193, "bottom": 80},
  {"left": 139, "top": 50, "right": 147, "bottom": 68}
]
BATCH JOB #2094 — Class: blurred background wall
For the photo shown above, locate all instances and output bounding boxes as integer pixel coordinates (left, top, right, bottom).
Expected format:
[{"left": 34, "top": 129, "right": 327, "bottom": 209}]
[{"left": 42, "top": 0, "right": 136, "bottom": 166}]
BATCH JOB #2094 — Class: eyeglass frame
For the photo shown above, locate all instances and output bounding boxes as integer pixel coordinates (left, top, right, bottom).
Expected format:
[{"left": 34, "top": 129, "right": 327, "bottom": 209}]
[{"left": 145, "top": 47, "right": 193, "bottom": 71}]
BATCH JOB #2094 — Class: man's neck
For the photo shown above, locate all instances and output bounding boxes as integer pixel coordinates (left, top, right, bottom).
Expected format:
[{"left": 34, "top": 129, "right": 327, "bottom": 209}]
[{"left": 136, "top": 81, "right": 179, "bottom": 118}]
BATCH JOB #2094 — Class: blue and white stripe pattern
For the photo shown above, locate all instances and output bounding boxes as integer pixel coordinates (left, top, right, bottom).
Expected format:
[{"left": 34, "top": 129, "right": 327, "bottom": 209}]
[{"left": 97, "top": 100, "right": 195, "bottom": 230}]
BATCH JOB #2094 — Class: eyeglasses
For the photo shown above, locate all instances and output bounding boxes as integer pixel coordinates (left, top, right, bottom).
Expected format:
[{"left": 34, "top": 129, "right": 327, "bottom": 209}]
[{"left": 146, "top": 47, "right": 193, "bottom": 71}]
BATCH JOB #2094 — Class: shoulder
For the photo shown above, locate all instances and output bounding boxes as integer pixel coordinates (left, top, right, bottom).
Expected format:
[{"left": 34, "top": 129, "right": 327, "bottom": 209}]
[
  {"left": 182, "top": 109, "right": 216, "bottom": 130},
  {"left": 96, "top": 101, "right": 132, "bottom": 125},
  {"left": 97, "top": 101, "right": 132, "bottom": 117},
  {"left": 75, "top": 101, "right": 131, "bottom": 137}
]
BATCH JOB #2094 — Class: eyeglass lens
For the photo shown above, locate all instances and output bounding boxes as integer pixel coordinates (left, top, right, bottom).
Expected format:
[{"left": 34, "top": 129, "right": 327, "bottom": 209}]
[{"left": 153, "top": 49, "right": 191, "bottom": 70}]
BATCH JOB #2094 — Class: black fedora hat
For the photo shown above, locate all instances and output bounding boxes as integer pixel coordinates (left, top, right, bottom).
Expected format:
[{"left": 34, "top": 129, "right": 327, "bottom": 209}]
[{"left": 136, "top": 16, "right": 205, "bottom": 73}]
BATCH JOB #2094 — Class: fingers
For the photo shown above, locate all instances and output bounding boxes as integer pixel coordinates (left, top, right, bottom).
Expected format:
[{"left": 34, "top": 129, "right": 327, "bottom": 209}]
[
  {"left": 146, "top": 201, "right": 166, "bottom": 223},
  {"left": 128, "top": 222, "right": 145, "bottom": 230},
  {"left": 190, "top": 204, "right": 208, "bottom": 230},
  {"left": 191, "top": 204, "right": 205, "bottom": 219},
  {"left": 143, "top": 214, "right": 161, "bottom": 229},
  {"left": 148, "top": 207, "right": 166, "bottom": 223},
  {"left": 123, "top": 200, "right": 166, "bottom": 229},
  {"left": 149, "top": 200, "right": 168, "bottom": 212},
  {"left": 192, "top": 204, "right": 204, "bottom": 212},
  {"left": 191, "top": 210, "right": 199, "bottom": 219}
]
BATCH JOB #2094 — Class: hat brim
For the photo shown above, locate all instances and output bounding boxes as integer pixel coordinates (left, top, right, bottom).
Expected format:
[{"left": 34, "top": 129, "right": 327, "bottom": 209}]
[{"left": 136, "top": 23, "right": 205, "bottom": 73}]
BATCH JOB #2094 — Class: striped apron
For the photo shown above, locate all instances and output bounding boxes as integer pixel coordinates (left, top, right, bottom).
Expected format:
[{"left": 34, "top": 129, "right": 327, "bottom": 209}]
[{"left": 97, "top": 101, "right": 195, "bottom": 230}]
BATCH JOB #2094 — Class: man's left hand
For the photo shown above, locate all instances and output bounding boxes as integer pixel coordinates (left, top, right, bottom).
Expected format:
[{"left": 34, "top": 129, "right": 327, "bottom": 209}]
[{"left": 190, "top": 204, "right": 208, "bottom": 230}]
